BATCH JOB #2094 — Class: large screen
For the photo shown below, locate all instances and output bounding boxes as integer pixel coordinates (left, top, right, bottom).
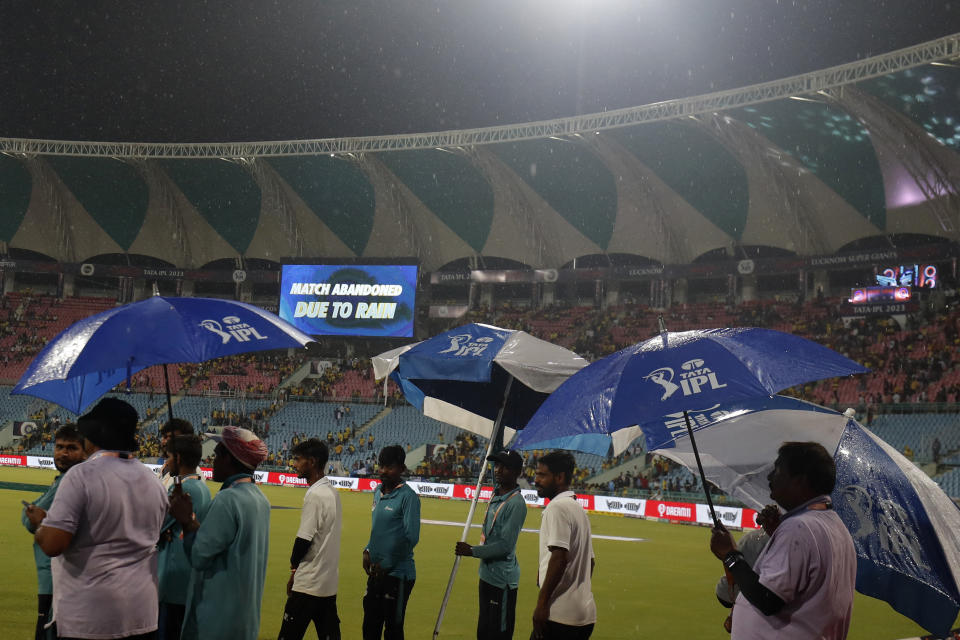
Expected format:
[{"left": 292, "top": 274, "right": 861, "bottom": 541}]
[
  {"left": 875, "top": 264, "right": 938, "bottom": 289},
  {"left": 279, "top": 264, "right": 418, "bottom": 337}
]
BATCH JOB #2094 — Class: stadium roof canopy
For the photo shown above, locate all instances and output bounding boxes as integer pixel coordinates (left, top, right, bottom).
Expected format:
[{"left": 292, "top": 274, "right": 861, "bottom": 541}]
[{"left": 2, "top": 34, "right": 960, "bottom": 272}]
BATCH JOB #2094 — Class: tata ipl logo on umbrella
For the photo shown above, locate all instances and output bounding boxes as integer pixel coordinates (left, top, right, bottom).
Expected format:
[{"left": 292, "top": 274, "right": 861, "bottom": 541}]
[
  {"left": 644, "top": 358, "right": 727, "bottom": 401},
  {"left": 200, "top": 316, "right": 269, "bottom": 344},
  {"left": 840, "top": 483, "right": 928, "bottom": 571},
  {"left": 438, "top": 334, "right": 496, "bottom": 357}
]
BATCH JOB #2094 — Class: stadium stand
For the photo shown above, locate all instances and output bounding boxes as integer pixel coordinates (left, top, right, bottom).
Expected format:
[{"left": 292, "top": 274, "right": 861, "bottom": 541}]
[
  {"left": 868, "top": 412, "right": 960, "bottom": 465},
  {"left": 935, "top": 468, "right": 960, "bottom": 498},
  {"left": 0, "top": 289, "right": 958, "bottom": 499}
]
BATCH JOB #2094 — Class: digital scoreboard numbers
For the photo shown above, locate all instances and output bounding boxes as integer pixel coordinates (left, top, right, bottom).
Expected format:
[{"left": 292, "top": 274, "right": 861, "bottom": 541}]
[
  {"left": 875, "top": 264, "right": 938, "bottom": 289},
  {"left": 279, "top": 264, "right": 418, "bottom": 337}
]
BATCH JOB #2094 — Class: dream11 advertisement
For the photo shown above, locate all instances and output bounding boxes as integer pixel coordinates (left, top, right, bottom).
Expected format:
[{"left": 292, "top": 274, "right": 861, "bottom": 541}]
[{"left": 279, "top": 264, "right": 418, "bottom": 337}]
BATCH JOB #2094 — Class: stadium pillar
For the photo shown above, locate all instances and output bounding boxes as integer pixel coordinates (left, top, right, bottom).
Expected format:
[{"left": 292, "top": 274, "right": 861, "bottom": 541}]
[
  {"left": 672, "top": 278, "right": 688, "bottom": 304},
  {"left": 811, "top": 270, "right": 829, "bottom": 299},
  {"left": 61, "top": 273, "right": 76, "bottom": 297},
  {"left": 605, "top": 280, "right": 619, "bottom": 307},
  {"left": 179, "top": 279, "right": 195, "bottom": 296},
  {"left": 479, "top": 283, "right": 494, "bottom": 309},
  {"left": 132, "top": 278, "right": 147, "bottom": 301},
  {"left": 3, "top": 269, "right": 15, "bottom": 295},
  {"left": 740, "top": 274, "right": 757, "bottom": 302},
  {"left": 236, "top": 280, "right": 253, "bottom": 302},
  {"left": 541, "top": 283, "right": 556, "bottom": 307}
]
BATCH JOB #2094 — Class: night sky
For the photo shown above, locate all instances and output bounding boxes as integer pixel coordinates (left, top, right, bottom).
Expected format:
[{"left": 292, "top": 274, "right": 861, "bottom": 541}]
[{"left": 2, "top": 0, "right": 959, "bottom": 143}]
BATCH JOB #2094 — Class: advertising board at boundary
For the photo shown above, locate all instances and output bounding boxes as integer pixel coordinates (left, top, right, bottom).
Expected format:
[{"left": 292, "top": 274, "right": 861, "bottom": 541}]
[{"left": 8, "top": 456, "right": 759, "bottom": 530}]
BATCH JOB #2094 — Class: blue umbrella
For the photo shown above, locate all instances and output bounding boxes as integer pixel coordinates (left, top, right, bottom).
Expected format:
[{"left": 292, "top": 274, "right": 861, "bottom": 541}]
[
  {"left": 648, "top": 396, "right": 960, "bottom": 637},
  {"left": 372, "top": 322, "right": 586, "bottom": 638},
  {"left": 514, "top": 326, "right": 867, "bottom": 451},
  {"left": 512, "top": 325, "right": 868, "bottom": 522},
  {"left": 372, "top": 322, "right": 587, "bottom": 441},
  {"left": 13, "top": 296, "right": 315, "bottom": 415}
]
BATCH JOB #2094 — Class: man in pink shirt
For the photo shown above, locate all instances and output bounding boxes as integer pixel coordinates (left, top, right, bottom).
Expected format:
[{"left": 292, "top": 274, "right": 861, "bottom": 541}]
[{"left": 710, "top": 441, "right": 856, "bottom": 639}]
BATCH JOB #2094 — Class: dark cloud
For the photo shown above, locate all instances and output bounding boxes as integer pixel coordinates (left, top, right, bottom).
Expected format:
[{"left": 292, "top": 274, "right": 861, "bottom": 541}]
[{"left": 1, "top": 0, "right": 958, "bottom": 142}]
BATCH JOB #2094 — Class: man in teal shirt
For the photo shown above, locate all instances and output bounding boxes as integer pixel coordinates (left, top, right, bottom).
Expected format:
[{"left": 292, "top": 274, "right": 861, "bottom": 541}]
[
  {"left": 169, "top": 426, "right": 270, "bottom": 640},
  {"left": 362, "top": 445, "right": 420, "bottom": 640},
  {"left": 158, "top": 434, "right": 211, "bottom": 640},
  {"left": 21, "top": 424, "right": 86, "bottom": 640},
  {"left": 455, "top": 449, "right": 528, "bottom": 640}
]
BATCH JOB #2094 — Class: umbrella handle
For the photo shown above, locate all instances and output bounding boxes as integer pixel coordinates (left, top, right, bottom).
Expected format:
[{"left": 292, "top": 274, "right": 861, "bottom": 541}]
[
  {"left": 164, "top": 364, "right": 174, "bottom": 422},
  {"left": 684, "top": 410, "right": 720, "bottom": 527},
  {"left": 433, "top": 453, "right": 492, "bottom": 639},
  {"left": 433, "top": 375, "right": 514, "bottom": 638}
]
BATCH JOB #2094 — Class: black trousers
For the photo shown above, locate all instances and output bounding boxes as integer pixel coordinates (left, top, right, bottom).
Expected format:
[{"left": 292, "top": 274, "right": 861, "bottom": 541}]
[
  {"left": 530, "top": 621, "right": 594, "bottom": 640},
  {"left": 159, "top": 603, "right": 185, "bottom": 640},
  {"left": 37, "top": 594, "right": 54, "bottom": 640},
  {"left": 362, "top": 574, "right": 414, "bottom": 640},
  {"left": 278, "top": 591, "right": 340, "bottom": 640},
  {"left": 477, "top": 579, "right": 518, "bottom": 640}
]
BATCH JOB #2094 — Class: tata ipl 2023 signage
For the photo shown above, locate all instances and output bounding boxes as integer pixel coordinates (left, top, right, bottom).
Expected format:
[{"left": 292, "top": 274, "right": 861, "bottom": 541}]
[{"left": 279, "top": 264, "right": 418, "bottom": 338}]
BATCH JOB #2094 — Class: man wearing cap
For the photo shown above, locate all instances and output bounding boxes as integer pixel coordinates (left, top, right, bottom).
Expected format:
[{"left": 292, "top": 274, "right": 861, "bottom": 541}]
[
  {"left": 33, "top": 398, "right": 169, "bottom": 640},
  {"left": 22, "top": 424, "right": 86, "bottom": 640},
  {"left": 362, "top": 445, "right": 421, "bottom": 640},
  {"left": 455, "top": 449, "right": 528, "bottom": 640},
  {"left": 169, "top": 426, "right": 271, "bottom": 640}
]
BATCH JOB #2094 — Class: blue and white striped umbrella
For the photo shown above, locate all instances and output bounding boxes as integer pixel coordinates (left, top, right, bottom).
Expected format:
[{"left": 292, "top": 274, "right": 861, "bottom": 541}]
[
  {"left": 373, "top": 322, "right": 588, "bottom": 636},
  {"left": 652, "top": 395, "right": 960, "bottom": 637},
  {"left": 372, "top": 322, "right": 587, "bottom": 440}
]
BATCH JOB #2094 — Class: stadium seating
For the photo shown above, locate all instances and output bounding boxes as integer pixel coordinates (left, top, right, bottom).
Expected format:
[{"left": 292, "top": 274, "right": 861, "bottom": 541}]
[
  {"left": 1, "top": 289, "right": 958, "bottom": 501},
  {"left": 934, "top": 468, "right": 960, "bottom": 499},
  {"left": 0, "top": 293, "right": 116, "bottom": 382},
  {"left": 867, "top": 413, "right": 960, "bottom": 464}
]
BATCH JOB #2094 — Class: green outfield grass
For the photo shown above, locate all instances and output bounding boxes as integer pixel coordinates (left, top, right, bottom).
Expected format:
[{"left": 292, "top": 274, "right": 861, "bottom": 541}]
[{"left": 0, "top": 466, "right": 948, "bottom": 639}]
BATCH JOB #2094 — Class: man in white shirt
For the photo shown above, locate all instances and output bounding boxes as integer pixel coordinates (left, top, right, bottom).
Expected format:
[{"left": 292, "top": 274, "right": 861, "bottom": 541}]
[
  {"left": 532, "top": 451, "right": 596, "bottom": 640},
  {"left": 710, "top": 441, "right": 856, "bottom": 639},
  {"left": 278, "top": 438, "right": 343, "bottom": 640}
]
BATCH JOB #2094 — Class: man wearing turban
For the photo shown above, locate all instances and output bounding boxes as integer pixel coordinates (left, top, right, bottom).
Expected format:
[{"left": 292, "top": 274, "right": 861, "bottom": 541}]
[{"left": 169, "top": 426, "right": 271, "bottom": 640}]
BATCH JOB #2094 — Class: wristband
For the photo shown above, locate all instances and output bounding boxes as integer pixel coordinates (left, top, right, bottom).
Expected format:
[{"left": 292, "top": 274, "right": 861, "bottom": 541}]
[{"left": 723, "top": 550, "right": 744, "bottom": 570}]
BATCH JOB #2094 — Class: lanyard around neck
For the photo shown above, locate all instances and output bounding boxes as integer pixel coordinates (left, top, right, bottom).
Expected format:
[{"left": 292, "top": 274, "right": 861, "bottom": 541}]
[{"left": 481, "top": 488, "right": 521, "bottom": 543}]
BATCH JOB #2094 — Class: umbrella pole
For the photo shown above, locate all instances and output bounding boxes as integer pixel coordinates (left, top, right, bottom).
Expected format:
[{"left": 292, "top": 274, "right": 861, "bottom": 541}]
[
  {"left": 163, "top": 364, "right": 173, "bottom": 422},
  {"left": 683, "top": 410, "right": 719, "bottom": 527},
  {"left": 433, "top": 375, "right": 515, "bottom": 639}
]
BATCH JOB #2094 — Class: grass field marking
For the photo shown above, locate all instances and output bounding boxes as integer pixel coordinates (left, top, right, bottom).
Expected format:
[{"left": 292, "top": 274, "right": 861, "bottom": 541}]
[{"left": 421, "top": 519, "right": 647, "bottom": 542}]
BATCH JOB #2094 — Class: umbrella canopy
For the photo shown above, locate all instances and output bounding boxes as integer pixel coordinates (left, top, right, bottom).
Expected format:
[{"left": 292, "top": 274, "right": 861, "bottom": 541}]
[
  {"left": 372, "top": 322, "right": 587, "bottom": 440},
  {"left": 511, "top": 327, "right": 868, "bottom": 455},
  {"left": 650, "top": 395, "right": 960, "bottom": 638},
  {"left": 13, "top": 296, "right": 315, "bottom": 414},
  {"left": 373, "top": 322, "right": 587, "bottom": 638}
]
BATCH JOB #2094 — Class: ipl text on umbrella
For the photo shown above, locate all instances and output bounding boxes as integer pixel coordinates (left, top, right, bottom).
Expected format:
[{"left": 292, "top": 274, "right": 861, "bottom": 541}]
[
  {"left": 438, "top": 334, "right": 495, "bottom": 357},
  {"left": 644, "top": 358, "right": 727, "bottom": 401},
  {"left": 200, "top": 317, "right": 269, "bottom": 345}
]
